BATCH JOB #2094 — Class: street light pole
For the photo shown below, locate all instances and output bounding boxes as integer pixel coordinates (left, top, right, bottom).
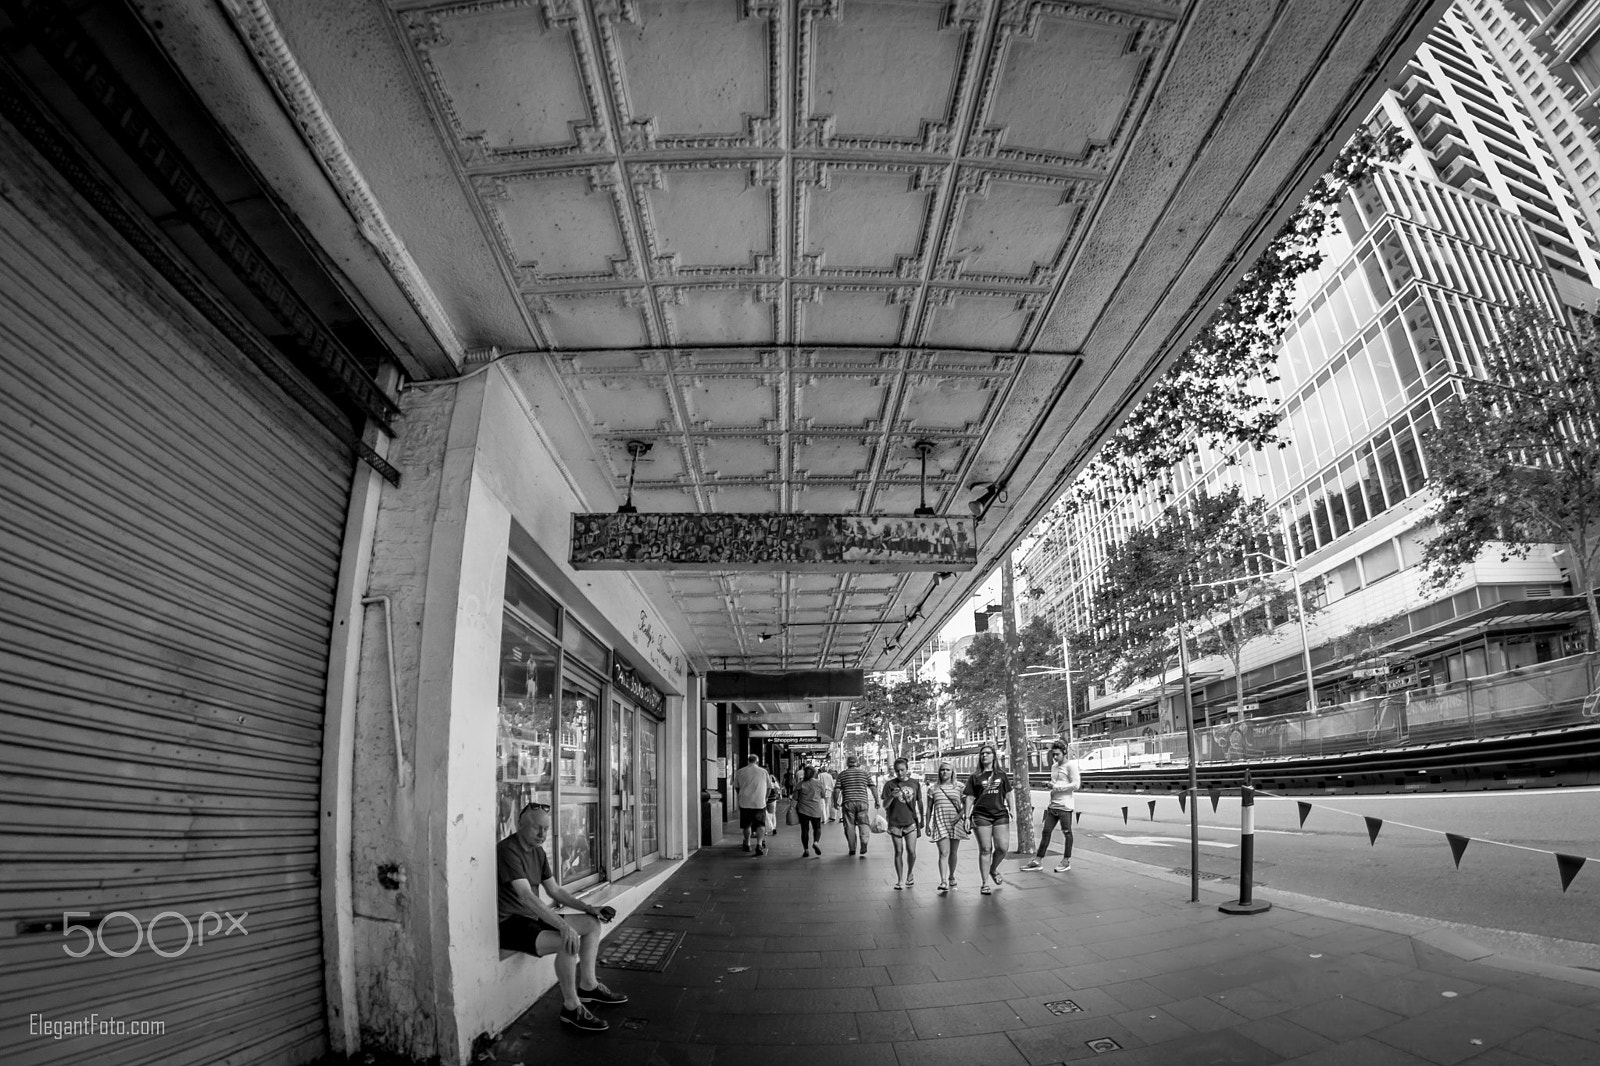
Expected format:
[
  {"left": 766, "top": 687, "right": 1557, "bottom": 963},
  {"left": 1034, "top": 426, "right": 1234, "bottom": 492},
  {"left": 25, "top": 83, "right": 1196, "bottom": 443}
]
[
  {"left": 1176, "top": 598, "right": 1200, "bottom": 904},
  {"left": 1062, "top": 636, "right": 1074, "bottom": 745}
]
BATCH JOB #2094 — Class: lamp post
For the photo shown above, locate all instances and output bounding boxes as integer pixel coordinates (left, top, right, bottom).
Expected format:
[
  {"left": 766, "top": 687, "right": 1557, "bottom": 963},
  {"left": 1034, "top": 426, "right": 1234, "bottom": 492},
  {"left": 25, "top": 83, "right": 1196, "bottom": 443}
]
[{"left": 1019, "top": 637, "right": 1075, "bottom": 745}]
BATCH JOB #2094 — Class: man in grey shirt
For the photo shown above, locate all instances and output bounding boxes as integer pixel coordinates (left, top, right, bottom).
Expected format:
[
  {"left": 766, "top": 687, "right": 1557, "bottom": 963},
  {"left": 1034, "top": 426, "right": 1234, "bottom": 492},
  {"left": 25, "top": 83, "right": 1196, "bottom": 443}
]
[{"left": 732, "top": 753, "right": 773, "bottom": 855}]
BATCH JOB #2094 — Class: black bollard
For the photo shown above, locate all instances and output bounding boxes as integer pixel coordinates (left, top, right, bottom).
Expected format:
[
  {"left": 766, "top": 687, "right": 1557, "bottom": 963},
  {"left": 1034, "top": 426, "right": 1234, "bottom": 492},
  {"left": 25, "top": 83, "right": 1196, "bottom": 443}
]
[{"left": 1219, "top": 786, "right": 1271, "bottom": 915}]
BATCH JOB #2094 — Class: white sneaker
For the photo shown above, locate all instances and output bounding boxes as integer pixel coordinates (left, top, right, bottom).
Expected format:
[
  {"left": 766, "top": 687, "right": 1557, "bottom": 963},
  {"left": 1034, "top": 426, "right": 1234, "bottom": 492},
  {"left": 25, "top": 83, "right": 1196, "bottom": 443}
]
[
  {"left": 1021, "top": 859, "right": 1043, "bottom": 872},
  {"left": 1055, "top": 860, "right": 1072, "bottom": 873}
]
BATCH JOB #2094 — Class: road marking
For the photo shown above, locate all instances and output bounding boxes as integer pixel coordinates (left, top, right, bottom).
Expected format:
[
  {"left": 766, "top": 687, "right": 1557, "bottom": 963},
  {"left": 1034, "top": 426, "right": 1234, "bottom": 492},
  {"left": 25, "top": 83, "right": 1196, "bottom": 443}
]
[{"left": 1103, "top": 834, "right": 1238, "bottom": 849}]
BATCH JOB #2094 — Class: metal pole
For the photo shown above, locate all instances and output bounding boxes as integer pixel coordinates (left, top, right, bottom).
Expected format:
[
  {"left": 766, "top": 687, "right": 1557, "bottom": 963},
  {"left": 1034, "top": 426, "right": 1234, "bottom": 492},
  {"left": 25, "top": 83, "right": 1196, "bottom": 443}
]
[
  {"left": 1062, "top": 636, "right": 1075, "bottom": 744},
  {"left": 1177, "top": 603, "right": 1200, "bottom": 903}
]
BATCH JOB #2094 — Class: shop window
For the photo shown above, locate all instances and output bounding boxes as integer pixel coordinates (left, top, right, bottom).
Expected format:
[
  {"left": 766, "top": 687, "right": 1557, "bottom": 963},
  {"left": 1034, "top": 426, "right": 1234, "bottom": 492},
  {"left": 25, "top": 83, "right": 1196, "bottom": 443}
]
[
  {"left": 497, "top": 615, "right": 558, "bottom": 841},
  {"left": 559, "top": 670, "right": 602, "bottom": 884},
  {"left": 564, "top": 620, "right": 609, "bottom": 675},
  {"left": 505, "top": 566, "right": 561, "bottom": 635}
]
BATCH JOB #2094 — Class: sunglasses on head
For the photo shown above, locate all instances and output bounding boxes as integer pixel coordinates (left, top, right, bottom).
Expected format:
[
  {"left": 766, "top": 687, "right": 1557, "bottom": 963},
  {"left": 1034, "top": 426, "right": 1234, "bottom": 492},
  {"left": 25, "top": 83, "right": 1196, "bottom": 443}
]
[{"left": 521, "top": 802, "right": 551, "bottom": 813}]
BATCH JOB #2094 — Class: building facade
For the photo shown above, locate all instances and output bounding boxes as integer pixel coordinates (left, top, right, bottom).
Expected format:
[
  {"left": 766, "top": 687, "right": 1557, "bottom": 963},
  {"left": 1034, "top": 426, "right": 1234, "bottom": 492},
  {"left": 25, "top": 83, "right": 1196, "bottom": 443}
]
[{"left": 1020, "top": 0, "right": 1600, "bottom": 737}]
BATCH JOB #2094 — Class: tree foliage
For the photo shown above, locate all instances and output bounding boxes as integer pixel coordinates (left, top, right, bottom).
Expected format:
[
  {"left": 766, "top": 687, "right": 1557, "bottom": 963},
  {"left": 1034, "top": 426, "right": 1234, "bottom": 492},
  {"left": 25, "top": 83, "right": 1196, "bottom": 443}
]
[
  {"left": 851, "top": 674, "right": 942, "bottom": 761},
  {"left": 946, "top": 619, "right": 1085, "bottom": 741},
  {"left": 1417, "top": 303, "right": 1600, "bottom": 647},
  {"left": 1084, "top": 486, "right": 1322, "bottom": 719},
  {"left": 1067, "top": 127, "right": 1410, "bottom": 510}
]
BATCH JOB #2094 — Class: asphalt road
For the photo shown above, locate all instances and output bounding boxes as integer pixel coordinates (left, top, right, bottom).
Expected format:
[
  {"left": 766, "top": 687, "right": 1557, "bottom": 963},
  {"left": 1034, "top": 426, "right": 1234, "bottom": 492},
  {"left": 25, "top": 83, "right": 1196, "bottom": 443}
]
[{"left": 1027, "top": 787, "right": 1600, "bottom": 946}]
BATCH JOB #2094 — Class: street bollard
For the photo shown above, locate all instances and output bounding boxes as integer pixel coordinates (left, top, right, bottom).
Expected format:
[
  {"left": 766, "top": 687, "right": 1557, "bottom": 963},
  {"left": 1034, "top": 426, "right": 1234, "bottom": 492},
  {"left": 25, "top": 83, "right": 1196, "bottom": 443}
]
[{"left": 1219, "top": 786, "right": 1271, "bottom": 915}]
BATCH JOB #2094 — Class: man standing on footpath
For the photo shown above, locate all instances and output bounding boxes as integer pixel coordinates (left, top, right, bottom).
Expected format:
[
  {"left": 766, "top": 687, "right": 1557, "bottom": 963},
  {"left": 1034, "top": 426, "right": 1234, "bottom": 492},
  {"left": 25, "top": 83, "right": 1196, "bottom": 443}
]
[
  {"left": 832, "top": 754, "right": 879, "bottom": 857},
  {"left": 1023, "top": 739, "right": 1078, "bottom": 873},
  {"left": 497, "top": 805, "right": 626, "bottom": 1032},
  {"left": 733, "top": 753, "right": 773, "bottom": 855}
]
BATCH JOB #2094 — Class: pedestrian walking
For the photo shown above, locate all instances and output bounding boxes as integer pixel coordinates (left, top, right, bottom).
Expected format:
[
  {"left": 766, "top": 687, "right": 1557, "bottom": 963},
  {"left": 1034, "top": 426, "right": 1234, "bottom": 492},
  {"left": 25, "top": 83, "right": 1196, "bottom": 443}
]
[
  {"left": 816, "top": 763, "right": 836, "bottom": 822},
  {"left": 1024, "top": 739, "right": 1078, "bottom": 873},
  {"left": 793, "top": 765, "right": 828, "bottom": 856},
  {"left": 924, "top": 761, "right": 966, "bottom": 892},
  {"left": 881, "top": 757, "right": 925, "bottom": 889},
  {"left": 960, "top": 743, "right": 1013, "bottom": 894},
  {"left": 732, "top": 753, "right": 772, "bottom": 855},
  {"left": 832, "top": 754, "right": 879, "bottom": 856}
]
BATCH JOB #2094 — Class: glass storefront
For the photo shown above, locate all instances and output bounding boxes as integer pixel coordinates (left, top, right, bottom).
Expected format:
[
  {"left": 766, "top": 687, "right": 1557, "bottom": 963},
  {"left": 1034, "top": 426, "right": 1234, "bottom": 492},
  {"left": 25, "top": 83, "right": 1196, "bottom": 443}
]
[{"left": 495, "top": 560, "right": 665, "bottom": 891}]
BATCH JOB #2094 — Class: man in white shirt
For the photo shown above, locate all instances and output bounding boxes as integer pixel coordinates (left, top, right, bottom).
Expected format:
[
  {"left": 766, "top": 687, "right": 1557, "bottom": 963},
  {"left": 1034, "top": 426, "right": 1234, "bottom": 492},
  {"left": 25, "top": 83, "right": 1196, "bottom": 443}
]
[
  {"left": 732, "top": 753, "right": 773, "bottom": 855},
  {"left": 1024, "top": 739, "right": 1079, "bottom": 873},
  {"left": 815, "top": 763, "right": 836, "bottom": 822}
]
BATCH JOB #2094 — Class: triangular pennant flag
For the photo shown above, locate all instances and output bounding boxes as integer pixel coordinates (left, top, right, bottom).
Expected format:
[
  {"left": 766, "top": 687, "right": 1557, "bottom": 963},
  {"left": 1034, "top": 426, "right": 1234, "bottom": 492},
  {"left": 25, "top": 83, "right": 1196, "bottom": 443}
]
[
  {"left": 1365, "top": 816, "right": 1384, "bottom": 845},
  {"left": 1074, "top": 810, "right": 1082, "bottom": 825},
  {"left": 1148, "top": 800, "right": 1157, "bottom": 821},
  {"left": 1296, "top": 801, "right": 1312, "bottom": 828},
  {"left": 1121, "top": 806, "right": 1129, "bottom": 825},
  {"left": 1556, "top": 853, "right": 1587, "bottom": 892},
  {"left": 1178, "top": 791, "right": 1187, "bottom": 813},
  {"left": 1208, "top": 788, "right": 1221, "bottom": 813},
  {"left": 1445, "top": 833, "right": 1471, "bottom": 868}
]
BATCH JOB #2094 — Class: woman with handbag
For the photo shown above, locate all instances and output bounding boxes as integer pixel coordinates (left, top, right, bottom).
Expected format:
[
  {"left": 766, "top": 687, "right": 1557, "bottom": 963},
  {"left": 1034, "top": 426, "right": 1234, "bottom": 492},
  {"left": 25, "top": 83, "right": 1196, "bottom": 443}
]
[
  {"left": 793, "top": 765, "right": 828, "bottom": 856},
  {"left": 880, "top": 757, "right": 924, "bottom": 889},
  {"left": 925, "top": 760, "right": 967, "bottom": 892},
  {"left": 961, "top": 743, "right": 1013, "bottom": 895}
]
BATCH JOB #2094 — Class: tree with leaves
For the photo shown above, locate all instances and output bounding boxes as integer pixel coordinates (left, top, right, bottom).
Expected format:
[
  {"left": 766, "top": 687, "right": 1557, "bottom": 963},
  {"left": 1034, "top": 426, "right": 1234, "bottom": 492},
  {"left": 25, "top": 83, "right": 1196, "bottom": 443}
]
[
  {"left": 1066, "top": 127, "right": 1410, "bottom": 510},
  {"left": 947, "top": 618, "right": 1086, "bottom": 741},
  {"left": 947, "top": 632, "right": 1008, "bottom": 741},
  {"left": 851, "top": 674, "right": 942, "bottom": 762},
  {"left": 1418, "top": 303, "right": 1600, "bottom": 648},
  {"left": 1086, "top": 485, "right": 1322, "bottom": 726}
]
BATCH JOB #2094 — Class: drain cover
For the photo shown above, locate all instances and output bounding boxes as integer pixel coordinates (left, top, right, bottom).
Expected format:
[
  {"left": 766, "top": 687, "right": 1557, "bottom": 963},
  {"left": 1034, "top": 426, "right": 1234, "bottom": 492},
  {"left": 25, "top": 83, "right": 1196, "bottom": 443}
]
[
  {"left": 1044, "top": 1000, "right": 1084, "bottom": 1015},
  {"left": 1171, "top": 867, "right": 1230, "bottom": 882},
  {"left": 598, "top": 927, "right": 684, "bottom": 972},
  {"left": 1087, "top": 1037, "right": 1122, "bottom": 1053}
]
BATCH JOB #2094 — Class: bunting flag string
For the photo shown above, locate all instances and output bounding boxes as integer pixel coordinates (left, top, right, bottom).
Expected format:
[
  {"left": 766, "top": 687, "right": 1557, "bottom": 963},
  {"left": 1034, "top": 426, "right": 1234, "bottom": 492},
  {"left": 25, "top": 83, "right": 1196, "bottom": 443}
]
[
  {"left": 1178, "top": 791, "right": 1188, "bottom": 813},
  {"left": 1208, "top": 788, "right": 1222, "bottom": 813},
  {"left": 1121, "top": 806, "right": 1129, "bottom": 825},
  {"left": 1148, "top": 800, "right": 1157, "bottom": 821},
  {"left": 1074, "top": 810, "right": 1082, "bottom": 825},
  {"left": 1250, "top": 787, "right": 1594, "bottom": 893}
]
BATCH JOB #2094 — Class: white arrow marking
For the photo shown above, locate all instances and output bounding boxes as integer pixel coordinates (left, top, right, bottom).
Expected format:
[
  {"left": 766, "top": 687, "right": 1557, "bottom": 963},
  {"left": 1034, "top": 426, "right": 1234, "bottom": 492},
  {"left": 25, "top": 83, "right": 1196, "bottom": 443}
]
[{"left": 1103, "top": 834, "right": 1238, "bottom": 849}]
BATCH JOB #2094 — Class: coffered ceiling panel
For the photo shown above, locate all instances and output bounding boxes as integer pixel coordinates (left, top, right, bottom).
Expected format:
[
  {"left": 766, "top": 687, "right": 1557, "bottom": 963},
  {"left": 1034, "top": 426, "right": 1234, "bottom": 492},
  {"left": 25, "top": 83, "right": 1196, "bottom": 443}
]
[{"left": 186, "top": 0, "right": 1443, "bottom": 676}]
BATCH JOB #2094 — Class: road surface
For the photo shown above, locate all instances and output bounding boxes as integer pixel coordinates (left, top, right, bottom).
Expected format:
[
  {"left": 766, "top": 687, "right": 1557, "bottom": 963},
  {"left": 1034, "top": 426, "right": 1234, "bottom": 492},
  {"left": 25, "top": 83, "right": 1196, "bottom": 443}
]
[{"left": 1028, "top": 787, "right": 1600, "bottom": 946}]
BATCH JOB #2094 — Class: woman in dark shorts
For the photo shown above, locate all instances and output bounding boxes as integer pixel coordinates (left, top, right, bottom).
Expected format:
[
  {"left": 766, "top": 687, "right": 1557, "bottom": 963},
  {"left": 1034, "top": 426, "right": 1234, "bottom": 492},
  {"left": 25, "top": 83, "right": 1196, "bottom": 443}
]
[
  {"left": 961, "top": 743, "right": 1013, "bottom": 894},
  {"left": 880, "top": 757, "right": 924, "bottom": 889}
]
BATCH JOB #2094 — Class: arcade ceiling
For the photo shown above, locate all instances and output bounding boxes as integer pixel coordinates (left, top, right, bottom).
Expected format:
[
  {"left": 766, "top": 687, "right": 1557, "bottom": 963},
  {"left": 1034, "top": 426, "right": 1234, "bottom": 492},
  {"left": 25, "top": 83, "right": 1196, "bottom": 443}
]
[{"left": 3, "top": 0, "right": 1445, "bottom": 679}]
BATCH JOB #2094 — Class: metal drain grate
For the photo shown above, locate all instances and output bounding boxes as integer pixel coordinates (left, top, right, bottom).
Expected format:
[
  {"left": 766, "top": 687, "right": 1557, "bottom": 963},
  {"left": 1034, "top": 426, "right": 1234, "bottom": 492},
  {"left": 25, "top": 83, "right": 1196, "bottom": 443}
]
[
  {"left": 1171, "top": 867, "right": 1230, "bottom": 882},
  {"left": 1044, "top": 1000, "right": 1084, "bottom": 1015},
  {"left": 1087, "top": 1038, "right": 1123, "bottom": 1053},
  {"left": 598, "top": 927, "right": 684, "bottom": 972}
]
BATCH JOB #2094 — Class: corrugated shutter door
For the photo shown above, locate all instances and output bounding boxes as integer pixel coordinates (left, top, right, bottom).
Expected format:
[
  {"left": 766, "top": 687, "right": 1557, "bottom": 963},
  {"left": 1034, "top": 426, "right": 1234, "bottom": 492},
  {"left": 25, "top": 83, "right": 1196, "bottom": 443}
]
[{"left": 0, "top": 180, "right": 349, "bottom": 1064}]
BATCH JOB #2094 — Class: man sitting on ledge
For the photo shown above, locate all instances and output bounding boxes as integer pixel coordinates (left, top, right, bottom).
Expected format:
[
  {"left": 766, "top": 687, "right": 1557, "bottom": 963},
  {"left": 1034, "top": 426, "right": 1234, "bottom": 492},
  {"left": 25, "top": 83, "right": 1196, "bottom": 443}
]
[{"left": 497, "top": 803, "right": 626, "bottom": 1032}]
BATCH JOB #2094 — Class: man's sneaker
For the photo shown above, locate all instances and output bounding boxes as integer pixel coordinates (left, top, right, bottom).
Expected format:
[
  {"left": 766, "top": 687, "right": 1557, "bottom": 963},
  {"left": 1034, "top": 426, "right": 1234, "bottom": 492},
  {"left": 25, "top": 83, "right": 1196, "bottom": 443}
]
[
  {"left": 741, "top": 842, "right": 750, "bottom": 852},
  {"left": 578, "top": 982, "right": 629, "bottom": 1006},
  {"left": 560, "top": 1004, "right": 608, "bottom": 1032},
  {"left": 1022, "top": 859, "right": 1043, "bottom": 872},
  {"left": 1055, "top": 860, "right": 1072, "bottom": 873}
]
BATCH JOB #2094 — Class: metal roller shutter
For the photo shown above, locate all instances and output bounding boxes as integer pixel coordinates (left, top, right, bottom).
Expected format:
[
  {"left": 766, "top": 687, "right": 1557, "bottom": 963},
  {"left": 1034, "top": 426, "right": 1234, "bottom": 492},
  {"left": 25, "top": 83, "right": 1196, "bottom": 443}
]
[{"left": 0, "top": 174, "right": 349, "bottom": 1064}]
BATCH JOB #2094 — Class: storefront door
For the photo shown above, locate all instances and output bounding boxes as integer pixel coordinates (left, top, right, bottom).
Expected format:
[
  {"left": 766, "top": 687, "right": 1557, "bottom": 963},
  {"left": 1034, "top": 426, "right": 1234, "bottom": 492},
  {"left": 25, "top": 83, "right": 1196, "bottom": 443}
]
[{"left": 610, "top": 697, "right": 637, "bottom": 876}]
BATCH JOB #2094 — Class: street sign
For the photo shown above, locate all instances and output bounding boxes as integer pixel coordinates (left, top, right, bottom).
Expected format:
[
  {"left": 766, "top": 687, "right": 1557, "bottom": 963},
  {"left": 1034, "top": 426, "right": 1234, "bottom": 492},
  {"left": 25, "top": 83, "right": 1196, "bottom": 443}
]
[
  {"left": 1352, "top": 667, "right": 1389, "bottom": 678},
  {"left": 1237, "top": 701, "right": 1260, "bottom": 712}
]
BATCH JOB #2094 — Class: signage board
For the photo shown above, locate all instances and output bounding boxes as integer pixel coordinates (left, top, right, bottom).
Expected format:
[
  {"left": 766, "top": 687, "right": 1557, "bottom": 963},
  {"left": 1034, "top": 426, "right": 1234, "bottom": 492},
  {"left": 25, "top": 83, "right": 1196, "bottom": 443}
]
[
  {"left": 748, "top": 730, "right": 820, "bottom": 739},
  {"left": 733, "top": 711, "right": 819, "bottom": 725},
  {"left": 571, "top": 513, "right": 978, "bottom": 571},
  {"left": 1237, "top": 701, "right": 1260, "bottom": 712},
  {"left": 1352, "top": 667, "right": 1390, "bottom": 679}
]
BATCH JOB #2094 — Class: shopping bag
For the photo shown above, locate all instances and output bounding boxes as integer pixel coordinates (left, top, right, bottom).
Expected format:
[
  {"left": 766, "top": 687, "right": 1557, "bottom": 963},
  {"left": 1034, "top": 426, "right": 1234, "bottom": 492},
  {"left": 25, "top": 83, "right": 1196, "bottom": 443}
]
[
  {"left": 784, "top": 802, "right": 797, "bottom": 826},
  {"left": 765, "top": 810, "right": 777, "bottom": 832},
  {"left": 870, "top": 810, "right": 888, "bottom": 835}
]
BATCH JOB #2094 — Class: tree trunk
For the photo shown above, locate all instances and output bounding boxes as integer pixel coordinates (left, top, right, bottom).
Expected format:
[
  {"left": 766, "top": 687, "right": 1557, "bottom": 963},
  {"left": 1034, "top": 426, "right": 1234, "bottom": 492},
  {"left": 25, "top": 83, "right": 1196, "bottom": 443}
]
[{"left": 1001, "top": 556, "right": 1036, "bottom": 854}]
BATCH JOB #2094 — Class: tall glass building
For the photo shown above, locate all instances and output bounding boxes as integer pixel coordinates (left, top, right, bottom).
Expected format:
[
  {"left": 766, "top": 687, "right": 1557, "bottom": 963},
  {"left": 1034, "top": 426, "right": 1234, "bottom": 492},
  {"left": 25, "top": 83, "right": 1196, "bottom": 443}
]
[{"left": 1018, "top": 0, "right": 1600, "bottom": 737}]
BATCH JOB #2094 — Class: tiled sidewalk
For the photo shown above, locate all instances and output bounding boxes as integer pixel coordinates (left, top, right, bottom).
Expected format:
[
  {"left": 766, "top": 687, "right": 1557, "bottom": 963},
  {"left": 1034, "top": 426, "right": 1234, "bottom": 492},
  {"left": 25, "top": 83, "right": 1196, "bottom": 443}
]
[{"left": 487, "top": 825, "right": 1600, "bottom": 1065}]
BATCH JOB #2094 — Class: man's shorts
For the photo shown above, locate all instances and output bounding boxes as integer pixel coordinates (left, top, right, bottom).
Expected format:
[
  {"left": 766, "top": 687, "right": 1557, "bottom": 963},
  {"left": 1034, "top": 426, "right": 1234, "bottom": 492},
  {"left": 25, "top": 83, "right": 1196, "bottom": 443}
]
[
  {"left": 739, "top": 806, "right": 767, "bottom": 830},
  {"left": 499, "top": 915, "right": 558, "bottom": 956},
  {"left": 970, "top": 810, "right": 1011, "bottom": 827},
  {"left": 841, "top": 800, "right": 871, "bottom": 825}
]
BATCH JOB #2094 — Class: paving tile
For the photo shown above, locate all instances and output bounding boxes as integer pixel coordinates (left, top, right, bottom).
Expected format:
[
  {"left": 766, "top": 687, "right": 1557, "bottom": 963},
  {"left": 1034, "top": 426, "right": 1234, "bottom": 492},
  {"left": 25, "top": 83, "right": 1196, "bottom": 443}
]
[
  {"left": 756, "top": 965, "right": 888, "bottom": 989},
  {"left": 642, "top": 1041, "right": 718, "bottom": 1066},
  {"left": 707, "top": 1042, "right": 896, "bottom": 1066},
  {"left": 1110, "top": 1004, "right": 1197, "bottom": 1045},
  {"left": 690, "top": 1010, "right": 859, "bottom": 1045},
  {"left": 1090, "top": 1028, "right": 1279, "bottom": 1066},
  {"left": 1159, "top": 992, "right": 1251, "bottom": 1033},
  {"left": 1004, "top": 1014, "right": 1147, "bottom": 1066},
  {"left": 1369, "top": 996, "right": 1544, "bottom": 1066},
  {"left": 1544, "top": 1004, "right": 1600, "bottom": 1041},
  {"left": 1235, "top": 1014, "right": 1337, "bottom": 1059},
  {"left": 884, "top": 962, "right": 941, "bottom": 985},
  {"left": 1098, "top": 978, "right": 1174, "bottom": 1012},
  {"left": 1281, "top": 994, "right": 1404, "bottom": 1041},
  {"left": 893, "top": 1031, "right": 1030, "bottom": 1066},
  {"left": 1207, "top": 985, "right": 1291, "bottom": 1020},
  {"left": 926, "top": 950, "right": 1063, "bottom": 981},
  {"left": 1502, "top": 1025, "right": 1600, "bottom": 1065},
  {"left": 906, "top": 1000, "right": 1032, "bottom": 1039},
  {"left": 1343, "top": 971, "right": 1484, "bottom": 1017},
  {"left": 681, "top": 986, "right": 864, "bottom": 1014},
  {"left": 872, "top": 974, "right": 1026, "bottom": 1012},
  {"left": 855, "top": 1009, "right": 917, "bottom": 1044},
  {"left": 1279, "top": 1035, "right": 1439, "bottom": 1066}
]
